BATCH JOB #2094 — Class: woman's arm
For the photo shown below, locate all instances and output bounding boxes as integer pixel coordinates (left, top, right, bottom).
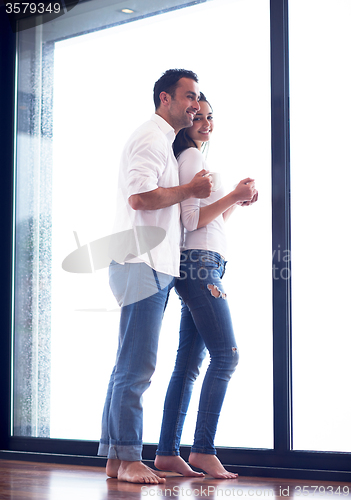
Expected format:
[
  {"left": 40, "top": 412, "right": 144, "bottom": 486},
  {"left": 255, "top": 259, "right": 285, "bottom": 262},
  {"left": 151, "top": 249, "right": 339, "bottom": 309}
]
[
  {"left": 222, "top": 187, "right": 258, "bottom": 223},
  {"left": 197, "top": 178, "right": 256, "bottom": 229},
  {"left": 222, "top": 203, "right": 239, "bottom": 223},
  {"left": 178, "top": 148, "right": 256, "bottom": 230}
]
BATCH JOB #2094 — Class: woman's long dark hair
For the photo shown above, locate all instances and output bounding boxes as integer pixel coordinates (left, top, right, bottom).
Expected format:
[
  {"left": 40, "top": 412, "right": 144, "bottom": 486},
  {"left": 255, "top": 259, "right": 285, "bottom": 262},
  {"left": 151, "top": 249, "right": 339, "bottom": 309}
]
[{"left": 173, "top": 92, "right": 212, "bottom": 158}]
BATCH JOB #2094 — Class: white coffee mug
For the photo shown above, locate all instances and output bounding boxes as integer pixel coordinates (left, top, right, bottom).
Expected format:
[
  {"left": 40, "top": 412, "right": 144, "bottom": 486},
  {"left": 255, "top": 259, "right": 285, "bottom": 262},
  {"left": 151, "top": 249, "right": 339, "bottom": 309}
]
[{"left": 208, "top": 172, "right": 221, "bottom": 192}]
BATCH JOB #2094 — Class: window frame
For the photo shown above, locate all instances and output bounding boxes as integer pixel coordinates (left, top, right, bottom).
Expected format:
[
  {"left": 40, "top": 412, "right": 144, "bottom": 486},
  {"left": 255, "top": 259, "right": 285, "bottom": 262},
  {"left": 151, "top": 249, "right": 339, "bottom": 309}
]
[{"left": 0, "top": 0, "right": 350, "bottom": 481}]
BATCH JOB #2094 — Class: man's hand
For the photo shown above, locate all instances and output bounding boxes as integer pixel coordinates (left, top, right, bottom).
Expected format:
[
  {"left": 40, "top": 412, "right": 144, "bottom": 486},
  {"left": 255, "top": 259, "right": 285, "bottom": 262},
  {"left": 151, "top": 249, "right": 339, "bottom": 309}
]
[{"left": 188, "top": 169, "right": 212, "bottom": 199}]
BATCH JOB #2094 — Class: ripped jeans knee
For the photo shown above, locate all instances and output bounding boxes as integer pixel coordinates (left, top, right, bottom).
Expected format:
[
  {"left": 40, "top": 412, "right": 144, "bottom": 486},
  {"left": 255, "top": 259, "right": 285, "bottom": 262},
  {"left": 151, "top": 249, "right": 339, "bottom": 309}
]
[{"left": 210, "top": 347, "right": 239, "bottom": 380}]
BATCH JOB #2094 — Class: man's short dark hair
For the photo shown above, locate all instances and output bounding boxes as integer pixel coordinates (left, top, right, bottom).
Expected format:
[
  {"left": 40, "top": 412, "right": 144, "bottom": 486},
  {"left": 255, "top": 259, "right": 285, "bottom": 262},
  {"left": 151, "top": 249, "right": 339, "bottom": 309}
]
[{"left": 153, "top": 69, "right": 198, "bottom": 110}]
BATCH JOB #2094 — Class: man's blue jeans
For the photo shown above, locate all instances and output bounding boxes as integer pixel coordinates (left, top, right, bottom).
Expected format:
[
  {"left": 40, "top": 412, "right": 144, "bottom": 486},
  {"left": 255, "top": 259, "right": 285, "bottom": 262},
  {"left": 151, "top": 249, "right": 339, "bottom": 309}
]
[
  {"left": 156, "top": 250, "right": 239, "bottom": 456},
  {"left": 98, "top": 261, "right": 175, "bottom": 461}
]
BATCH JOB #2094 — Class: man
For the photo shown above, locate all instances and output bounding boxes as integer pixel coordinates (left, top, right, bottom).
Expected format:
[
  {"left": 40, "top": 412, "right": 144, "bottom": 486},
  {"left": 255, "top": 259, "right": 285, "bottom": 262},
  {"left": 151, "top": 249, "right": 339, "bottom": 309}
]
[{"left": 98, "top": 69, "right": 212, "bottom": 484}]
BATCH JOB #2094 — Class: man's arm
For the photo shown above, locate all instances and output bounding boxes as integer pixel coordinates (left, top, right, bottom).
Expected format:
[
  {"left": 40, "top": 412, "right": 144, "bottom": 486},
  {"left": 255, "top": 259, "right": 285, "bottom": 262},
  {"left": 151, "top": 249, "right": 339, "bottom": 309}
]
[{"left": 129, "top": 169, "right": 212, "bottom": 210}]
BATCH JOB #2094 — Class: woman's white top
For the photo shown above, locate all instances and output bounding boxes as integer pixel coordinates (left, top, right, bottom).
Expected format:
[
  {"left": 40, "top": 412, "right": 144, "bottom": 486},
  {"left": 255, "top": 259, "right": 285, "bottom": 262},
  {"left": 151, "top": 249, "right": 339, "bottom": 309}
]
[{"left": 178, "top": 147, "right": 227, "bottom": 259}]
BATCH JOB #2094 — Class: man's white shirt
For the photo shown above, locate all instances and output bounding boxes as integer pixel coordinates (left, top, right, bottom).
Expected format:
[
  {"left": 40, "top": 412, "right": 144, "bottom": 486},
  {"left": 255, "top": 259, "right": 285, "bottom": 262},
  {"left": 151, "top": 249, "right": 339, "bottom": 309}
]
[{"left": 110, "top": 114, "right": 181, "bottom": 277}]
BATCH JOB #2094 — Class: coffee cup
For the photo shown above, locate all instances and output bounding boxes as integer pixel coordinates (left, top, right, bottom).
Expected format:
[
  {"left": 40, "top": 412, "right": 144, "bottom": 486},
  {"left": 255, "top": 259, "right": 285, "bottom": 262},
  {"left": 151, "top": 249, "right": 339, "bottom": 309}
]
[{"left": 207, "top": 172, "right": 221, "bottom": 192}]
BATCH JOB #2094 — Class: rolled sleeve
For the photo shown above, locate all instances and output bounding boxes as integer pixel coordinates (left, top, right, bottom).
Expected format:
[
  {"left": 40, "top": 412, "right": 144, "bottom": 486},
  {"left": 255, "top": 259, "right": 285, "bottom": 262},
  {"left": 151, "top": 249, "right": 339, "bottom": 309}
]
[
  {"left": 127, "top": 131, "right": 167, "bottom": 198},
  {"left": 181, "top": 201, "right": 200, "bottom": 231}
]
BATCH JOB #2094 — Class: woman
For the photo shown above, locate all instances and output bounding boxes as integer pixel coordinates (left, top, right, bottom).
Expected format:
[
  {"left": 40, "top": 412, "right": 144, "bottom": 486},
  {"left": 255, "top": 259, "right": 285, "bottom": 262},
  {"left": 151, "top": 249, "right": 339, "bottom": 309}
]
[{"left": 154, "top": 93, "right": 257, "bottom": 479}]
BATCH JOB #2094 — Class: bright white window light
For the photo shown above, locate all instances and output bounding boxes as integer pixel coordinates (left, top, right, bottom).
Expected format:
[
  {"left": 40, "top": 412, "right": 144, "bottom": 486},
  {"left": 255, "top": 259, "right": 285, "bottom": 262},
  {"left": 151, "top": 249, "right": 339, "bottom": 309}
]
[
  {"left": 290, "top": 0, "right": 351, "bottom": 453},
  {"left": 50, "top": 0, "right": 272, "bottom": 448}
]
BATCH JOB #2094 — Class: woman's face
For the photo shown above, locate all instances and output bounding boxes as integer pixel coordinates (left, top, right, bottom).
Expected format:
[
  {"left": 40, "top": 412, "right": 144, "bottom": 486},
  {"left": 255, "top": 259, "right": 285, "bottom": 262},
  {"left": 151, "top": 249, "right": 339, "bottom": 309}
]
[{"left": 187, "top": 100, "right": 213, "bottom": 146}]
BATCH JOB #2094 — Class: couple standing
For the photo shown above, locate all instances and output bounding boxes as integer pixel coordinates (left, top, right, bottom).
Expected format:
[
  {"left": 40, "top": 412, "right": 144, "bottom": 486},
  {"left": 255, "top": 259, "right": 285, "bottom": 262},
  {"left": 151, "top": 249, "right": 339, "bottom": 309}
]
[{"left": 97, "top": 69, "right": 258, "bottom": 484}]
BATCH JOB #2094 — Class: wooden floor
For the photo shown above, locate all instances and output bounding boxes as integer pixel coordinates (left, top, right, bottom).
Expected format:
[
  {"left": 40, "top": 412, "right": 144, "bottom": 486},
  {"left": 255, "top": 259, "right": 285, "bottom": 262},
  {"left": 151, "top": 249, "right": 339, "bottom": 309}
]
[{"left": 0, "top": 460, "right": 350, "bottom": 500}]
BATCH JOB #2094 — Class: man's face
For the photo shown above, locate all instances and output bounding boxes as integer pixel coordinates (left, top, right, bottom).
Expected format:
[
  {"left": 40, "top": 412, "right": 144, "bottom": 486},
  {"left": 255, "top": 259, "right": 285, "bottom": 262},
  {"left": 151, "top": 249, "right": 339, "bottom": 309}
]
[{"left": 168, "top": 78, "right": 201, "bottom": 133}]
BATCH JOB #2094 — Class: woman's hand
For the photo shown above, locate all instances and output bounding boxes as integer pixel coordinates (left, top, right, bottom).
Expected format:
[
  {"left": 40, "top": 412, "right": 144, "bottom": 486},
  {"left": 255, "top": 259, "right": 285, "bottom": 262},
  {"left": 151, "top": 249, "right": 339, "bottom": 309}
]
[
  {"left": 232, "top": 178, "right": 256, "bottom": 203},
  {"left": 240, "top": 188, "right": 258, "bottom": 206}
]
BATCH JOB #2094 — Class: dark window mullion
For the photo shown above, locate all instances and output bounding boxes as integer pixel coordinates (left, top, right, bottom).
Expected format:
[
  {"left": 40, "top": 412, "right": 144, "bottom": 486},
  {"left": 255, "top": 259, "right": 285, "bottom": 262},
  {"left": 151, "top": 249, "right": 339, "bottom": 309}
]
[
  {"left": 270, "top": 0, "right": 292, "bottom": 454},
  {"left": 0, "top": 6, "right": 17, "bottom": 451}
]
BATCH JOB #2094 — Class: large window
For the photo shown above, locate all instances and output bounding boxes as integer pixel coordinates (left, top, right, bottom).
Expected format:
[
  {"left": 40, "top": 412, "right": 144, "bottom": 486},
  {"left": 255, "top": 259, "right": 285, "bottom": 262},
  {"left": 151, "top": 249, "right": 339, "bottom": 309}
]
[{"left": 13, "top": 0, "right": 273, "bottom": 449}]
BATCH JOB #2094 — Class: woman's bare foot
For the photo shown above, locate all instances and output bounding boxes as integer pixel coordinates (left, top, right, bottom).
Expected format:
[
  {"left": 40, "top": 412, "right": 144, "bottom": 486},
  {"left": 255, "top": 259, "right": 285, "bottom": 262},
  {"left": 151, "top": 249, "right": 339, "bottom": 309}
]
[
  {"left": 106, "top": 458, "right": 121, "bottom": 478},
  {"left": 189, "top": 453, "right": 238, "bottom": 479},
  {"left": 154, "top": 455, "right": 205, "bottom": 477},
  {"left": 117, "top": 461, "right": 166, "bottom": 484}
]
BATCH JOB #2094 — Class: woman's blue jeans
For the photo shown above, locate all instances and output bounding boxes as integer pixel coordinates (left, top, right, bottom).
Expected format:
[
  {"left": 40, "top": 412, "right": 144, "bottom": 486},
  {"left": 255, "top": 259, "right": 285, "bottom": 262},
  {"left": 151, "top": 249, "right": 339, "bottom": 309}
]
[
  {"left": 98, "top": 261, "right": 175, "bottom": 461},
  {"left": 156, "top": 250, "right": 239, "bottom": 456}
]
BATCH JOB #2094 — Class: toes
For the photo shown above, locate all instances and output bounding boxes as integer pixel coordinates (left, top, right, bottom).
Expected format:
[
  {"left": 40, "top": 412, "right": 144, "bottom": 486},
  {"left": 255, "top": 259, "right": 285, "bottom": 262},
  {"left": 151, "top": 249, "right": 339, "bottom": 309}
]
[
  {"left": 224, "top": 472, "right": 238, "bottom": 479},
  {"left": 143, "top": 472, "right": 165, "bottom": 484},
  {"left": 151, "top": 468, "right": 167, "bottom": 478}
]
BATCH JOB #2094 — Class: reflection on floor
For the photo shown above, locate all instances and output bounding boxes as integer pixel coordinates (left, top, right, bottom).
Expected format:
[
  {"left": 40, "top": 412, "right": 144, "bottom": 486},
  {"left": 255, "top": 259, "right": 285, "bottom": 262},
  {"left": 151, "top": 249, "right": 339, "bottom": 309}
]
[{"left": 0, "top": 459, "right": 350, "bottom": 499}]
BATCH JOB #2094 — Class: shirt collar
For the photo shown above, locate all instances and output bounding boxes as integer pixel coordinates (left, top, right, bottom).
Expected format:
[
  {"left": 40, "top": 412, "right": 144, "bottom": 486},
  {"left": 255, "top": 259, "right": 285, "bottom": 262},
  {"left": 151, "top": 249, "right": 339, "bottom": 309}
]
[{"left": 151, "top": 113, "right": 176, "bottom": 143}]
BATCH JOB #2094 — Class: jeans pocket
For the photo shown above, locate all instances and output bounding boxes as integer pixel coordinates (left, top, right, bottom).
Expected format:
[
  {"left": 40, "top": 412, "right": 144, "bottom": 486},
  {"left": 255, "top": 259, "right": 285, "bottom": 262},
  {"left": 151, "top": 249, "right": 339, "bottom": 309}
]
[
  {"left": 199, "top": 254, "right": 220, "bottom": 275},
  {"left": 109, "top": 261, "right": 126, "bottom": 306}
]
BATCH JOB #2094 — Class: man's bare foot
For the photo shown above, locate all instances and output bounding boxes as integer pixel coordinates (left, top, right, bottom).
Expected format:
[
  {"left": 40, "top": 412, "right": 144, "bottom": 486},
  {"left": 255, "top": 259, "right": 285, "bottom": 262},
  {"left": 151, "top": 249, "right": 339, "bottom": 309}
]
[
  {"left": 189, "top": 453, "right": 238, "bottom": 479},
  {"left": 117, "top": 461, "right": 166, "bottom": 484},
  {"left": 154, "top": 455, "right": 205, "bottom": 477},
  {"left": 106, "top": 458, "right": 121, "bottom": 478}
]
